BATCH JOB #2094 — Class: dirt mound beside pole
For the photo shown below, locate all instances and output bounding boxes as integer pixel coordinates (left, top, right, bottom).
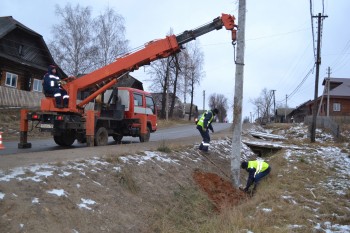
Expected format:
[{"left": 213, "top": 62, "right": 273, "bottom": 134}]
[{"left": 192, "top": 169, "right": 248, "bottom": 211}]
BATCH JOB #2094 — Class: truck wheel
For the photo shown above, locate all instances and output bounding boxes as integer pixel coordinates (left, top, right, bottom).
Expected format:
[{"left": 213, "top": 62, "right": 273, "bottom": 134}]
[
  {"left": 53, "top": 135, "right": 64, "bottom": 146},
  {"left": 112, "top": 134, "right": 123, "bottom": 143},
  {"left": 95, "top": 127, "right": 108, "bottom": 146},
  {"left": 139, "top": 126, "right": 150, "bottom": 142},
  {"left": 53, "top": 131, "right": 76, "bottom": 146}
]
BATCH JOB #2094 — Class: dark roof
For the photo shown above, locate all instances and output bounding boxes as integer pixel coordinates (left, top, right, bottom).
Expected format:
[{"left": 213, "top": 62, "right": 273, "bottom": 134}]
[
  {"left": 0, "top": 16, "right": 66, "bottom": 77},
  {"left": 115, "top": 74, "right": 143, "bottom": 90},
  {"left": 275, "top": 108, "right": 294, "bottom": 116},
  {"left": 322, "top": 77, "right": 350, "bottom": 97},
  {"left": 0, "top": 16, "right": 40, "bottom": 38}
]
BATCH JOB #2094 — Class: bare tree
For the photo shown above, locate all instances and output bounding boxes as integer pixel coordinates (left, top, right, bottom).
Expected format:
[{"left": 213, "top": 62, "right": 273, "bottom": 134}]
[
  {"left": 49, "top": 4, "right": 96, "bottom": 76},
  {"left": 93, "top": 7, "right": 129, "bottom": 67},
  {"left": 250, "top": 88, "right": 274, "bottom": 124},
  {"left": 146, "top": 38, "right": 204, "bottom": 120},
  {"left": 208, "top": 93, "right": 228, "bottom": 122},
  {"left": 184, "top": 42, "right": 204, "bottom": 121},
  {"left": 147, "top": 58, "right": 169, "bottom": 119}
]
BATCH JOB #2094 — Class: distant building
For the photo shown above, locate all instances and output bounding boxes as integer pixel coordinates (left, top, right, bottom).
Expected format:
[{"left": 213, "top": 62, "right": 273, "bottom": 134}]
[
  {"left": 275, "top": 108, "right": 295, "bottom": 123},
  {"left": 151, "top": 93, "right": 184, "bottom": 118},
  {"left": 289, "top": 77, "right": 350, "bottom": 122}
]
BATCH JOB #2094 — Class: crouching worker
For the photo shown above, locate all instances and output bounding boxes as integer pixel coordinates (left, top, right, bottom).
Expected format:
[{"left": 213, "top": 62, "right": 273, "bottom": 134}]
[
  {"left": 240, "top": 160, "right": 271, "bottom": 194},
  {"left": 43, "top": 65, "right": 69, "bottom": 108}
]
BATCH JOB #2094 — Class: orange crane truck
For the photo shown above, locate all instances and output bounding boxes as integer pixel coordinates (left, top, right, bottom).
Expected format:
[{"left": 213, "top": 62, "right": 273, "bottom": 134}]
[{"left": 18, "top": 13, "right": 236, "bottom": 149}]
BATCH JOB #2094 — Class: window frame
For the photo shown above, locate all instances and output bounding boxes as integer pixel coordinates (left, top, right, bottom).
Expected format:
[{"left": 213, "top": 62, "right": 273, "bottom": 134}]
[
  {"left": 333, "top": 103, "right": 341, "bottom": 112},
  {"left": 32, "top": 79, "right": 43, "bottom": 92},
  {"left": 133, "top": 93, "right": 143, "bottom": 107},
  {"left": 146, "top": 96, "right": 155, "bottom": 114},
  {"left": 5, "top": 72, "right": 18, "bottom": 88}
]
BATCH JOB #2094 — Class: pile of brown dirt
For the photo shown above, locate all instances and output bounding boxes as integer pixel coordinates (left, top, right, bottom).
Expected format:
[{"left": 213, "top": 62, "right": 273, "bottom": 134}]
[{"left": 193, "top": 169, "right": 248, "bottom": 211}]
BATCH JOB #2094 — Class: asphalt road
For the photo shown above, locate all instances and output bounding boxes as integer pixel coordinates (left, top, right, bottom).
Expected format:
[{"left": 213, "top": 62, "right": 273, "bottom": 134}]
[{"left": 0, "top": 123, "right": 232, "bottom": 156}]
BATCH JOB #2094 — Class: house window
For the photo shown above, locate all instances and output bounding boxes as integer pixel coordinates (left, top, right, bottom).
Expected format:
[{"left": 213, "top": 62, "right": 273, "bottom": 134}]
[
  {"left": 5, "top": 72, "right": 18, "bottom": 88},
  {"left": 33, "top": 79, "right": 43, "bottom": 92},
  {"left": 333, "top": 103, "right": 341, "bottom": 112},
  {"left": 18, "top": 44, "right": 24, "bottom": 56}
]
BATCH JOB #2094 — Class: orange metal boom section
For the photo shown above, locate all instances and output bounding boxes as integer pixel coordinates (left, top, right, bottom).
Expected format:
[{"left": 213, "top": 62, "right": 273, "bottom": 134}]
[{"left": 41, "top": 13, "right": 236, "bottom": 114}]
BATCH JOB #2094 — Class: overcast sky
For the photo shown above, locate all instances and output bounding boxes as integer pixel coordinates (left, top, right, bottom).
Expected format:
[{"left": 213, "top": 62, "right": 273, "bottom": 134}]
[{"left": 1, "top": 0, "right": 349, "bottom": 121}]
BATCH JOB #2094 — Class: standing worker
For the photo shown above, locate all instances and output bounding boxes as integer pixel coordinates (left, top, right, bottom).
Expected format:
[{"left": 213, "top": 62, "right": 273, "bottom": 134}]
[
  {"left": 196, "top": 108, "right": 218, "bottom": 152},
  {"left": 240, "top": 160, "right": 271, "bottom": 194},
  {"left": 43, "top": 65, "right": 69, "bottom": 108}
]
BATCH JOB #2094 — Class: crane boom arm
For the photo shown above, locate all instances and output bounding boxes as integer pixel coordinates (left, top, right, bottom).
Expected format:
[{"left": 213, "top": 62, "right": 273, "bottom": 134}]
[{"left": 59, "top": 13, "right": 236, "bottom": 113}]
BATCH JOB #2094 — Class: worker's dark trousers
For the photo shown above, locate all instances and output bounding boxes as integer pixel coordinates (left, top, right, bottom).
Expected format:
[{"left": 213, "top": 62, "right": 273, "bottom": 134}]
[
  {"left": 48, "top": 88, "right": 69, "bottom": 107},
  {"left": 197, "top": 125, "right": 210, "bottom": 152},
  {"left": 253, "top": 166, "right": 271, "bottom": 189}
]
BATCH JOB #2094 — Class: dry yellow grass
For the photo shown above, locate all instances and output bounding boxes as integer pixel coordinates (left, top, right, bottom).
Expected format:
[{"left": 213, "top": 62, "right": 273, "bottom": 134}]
[{"left": 151, "top": 147, "right": 349, "bottom": 232}]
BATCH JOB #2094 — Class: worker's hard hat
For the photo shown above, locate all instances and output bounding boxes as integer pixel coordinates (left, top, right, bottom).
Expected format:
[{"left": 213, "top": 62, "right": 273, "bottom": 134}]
[
  {"left": 48, "top": 64, "right": 57, "bottom": 73},
  {"left": 241, "top": 161, "right": 248, "bottom": 169}
]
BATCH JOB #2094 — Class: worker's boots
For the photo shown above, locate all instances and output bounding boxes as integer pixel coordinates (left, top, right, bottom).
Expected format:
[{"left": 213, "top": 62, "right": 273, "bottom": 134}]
[
  {"left": 63, "top": 98, "right": 69, "bottom": 108},
  {"left": 55, "top": 97, "right": 63, "bottom": 108}
]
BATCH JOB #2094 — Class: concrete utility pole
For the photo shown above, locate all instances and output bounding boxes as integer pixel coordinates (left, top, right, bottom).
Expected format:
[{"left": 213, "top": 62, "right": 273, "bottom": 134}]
[
  {"left": 231, "top": 0, "right": 246, "bottom": 188},
  {"left": 203, "top": 90, "right": 206, "bottom": 111},
  {"left": 310, "top": 13, "right": 327, "bottom": 142}
]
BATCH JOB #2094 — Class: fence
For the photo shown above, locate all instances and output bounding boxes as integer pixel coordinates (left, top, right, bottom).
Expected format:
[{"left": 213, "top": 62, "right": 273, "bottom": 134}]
[
  {"left": 0, "top": 86, "right": 43, "bottom": 108},
  {"left": 304, "top": 116, "right": 340, "bottom": 138}
]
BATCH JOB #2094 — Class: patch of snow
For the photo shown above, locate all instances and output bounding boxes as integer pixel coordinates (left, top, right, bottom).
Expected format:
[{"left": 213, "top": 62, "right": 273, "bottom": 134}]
[
  {"left": 0, "top": 192, "right": 5, "bottom": 200},
  {"left": 281, "top": 195, "right": 298, "bottom": 205},
  {"left": 32, "top": 197, "right": 39, "bottom": 204},
  {"left": 58, "top": 171, "right": 71, "bottom": 177},
  {"left": 287, "top": 224, "right": 303, "bottom": 229},
  {"left": 0, "top": 167, "right": 26, "bottom": 181},
  {"left": 314, "top": 222, "right": 350, "bottom": 233},
  {"left": 261, "top": 208, "right": 272, "bottom": 213},
  {"left": 121, "top": 151, "right": 180, "bottom": 165},
  {"left": 47, "top": 189, "right": 67, "bottom": 197},
  {"left": 78, "top": 198, "right": 96, "bottom": 210},
  {"left": 93, "top": 181, "right": 102, "bottom": 186},
  {"left": 86, "top": 157, "right": 110, "bottom": 166}
]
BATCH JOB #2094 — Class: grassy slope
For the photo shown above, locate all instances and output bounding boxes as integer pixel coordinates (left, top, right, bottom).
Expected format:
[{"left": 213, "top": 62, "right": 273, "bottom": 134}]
[{"left": 152, "top": 126, "right": 350, "bottom": 233}]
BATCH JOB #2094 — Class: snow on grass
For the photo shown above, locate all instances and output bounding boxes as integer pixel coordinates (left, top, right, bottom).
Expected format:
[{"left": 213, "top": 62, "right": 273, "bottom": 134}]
[
  {"left": 121, "top": 151, "right": 180, "bottom": 165},
  {"left": 0, "top": 123, "right": 347, "bottom": 232},
  {"left": 78, "top": 198, "right": 96, "bottom": 210},
  {"left": 47, "top": 189, "right": 67, "bottom": 197},
  {"left": 314, "top": 222, "right": 350, "bottom": 233},
  {"left": 32, "top": 197, "right": 39, "bottom": 204}
]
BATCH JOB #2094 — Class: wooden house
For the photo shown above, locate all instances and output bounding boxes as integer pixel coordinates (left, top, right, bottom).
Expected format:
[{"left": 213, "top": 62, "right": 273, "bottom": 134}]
[
  {"left": 289, "top": 78, "right": 350, "bottom": 122},
  {"left": 0, "top": 16, "right": 64, "bottom": 93}
]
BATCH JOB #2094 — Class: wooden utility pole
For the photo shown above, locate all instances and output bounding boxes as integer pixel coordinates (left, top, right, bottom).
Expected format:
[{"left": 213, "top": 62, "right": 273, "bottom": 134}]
[
  {"left": 231, "top": 0, "right": 246, "bottom": 188},
  {"left": 310, "top": 13, "right": 327, "bottom": 142},
  {"left": 272, "top": 90, "right": 276, "bottom": 122},
  {"left": 326, "top": 67, "right": 331, "bottom": 117},
  {"left": 285, "top": 94, "right": 287, "bottom": 122}
]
